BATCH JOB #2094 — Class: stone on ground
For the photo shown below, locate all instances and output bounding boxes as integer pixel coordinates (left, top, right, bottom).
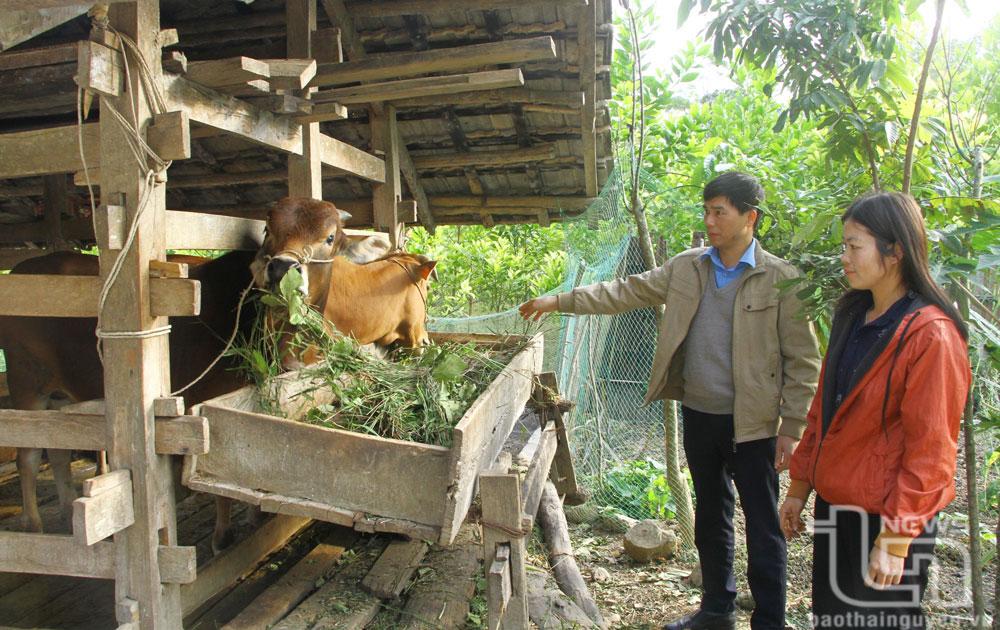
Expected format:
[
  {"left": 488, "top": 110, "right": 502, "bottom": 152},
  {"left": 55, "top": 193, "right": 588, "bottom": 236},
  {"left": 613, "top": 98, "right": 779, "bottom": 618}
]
[{"left": 623, "top": 520, "right": 678, "bottom": 563}]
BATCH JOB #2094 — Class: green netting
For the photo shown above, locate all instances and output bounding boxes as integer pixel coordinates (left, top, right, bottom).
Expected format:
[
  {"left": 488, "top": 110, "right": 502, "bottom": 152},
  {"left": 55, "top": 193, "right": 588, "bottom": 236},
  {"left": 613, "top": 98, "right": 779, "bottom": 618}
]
[{"left": 430, "top": 166, "right": 680, "bottom": 520}]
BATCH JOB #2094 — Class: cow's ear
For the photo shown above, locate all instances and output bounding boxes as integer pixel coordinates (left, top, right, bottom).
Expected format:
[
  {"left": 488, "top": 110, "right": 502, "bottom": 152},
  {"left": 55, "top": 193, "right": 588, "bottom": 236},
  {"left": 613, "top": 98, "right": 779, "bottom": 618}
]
[
  {"left": 337, "top": 209, "right": 353, "bottom": 224},
  {"left": 418, "top": 260, "right": 438, "bottom": 282}
]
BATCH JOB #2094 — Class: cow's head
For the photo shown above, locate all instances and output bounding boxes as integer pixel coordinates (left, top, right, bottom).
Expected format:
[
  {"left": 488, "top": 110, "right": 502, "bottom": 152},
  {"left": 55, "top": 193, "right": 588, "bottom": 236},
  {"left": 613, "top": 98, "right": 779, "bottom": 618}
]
[{"left": 252, "top": 198, "right": 352, "bottom": 301}]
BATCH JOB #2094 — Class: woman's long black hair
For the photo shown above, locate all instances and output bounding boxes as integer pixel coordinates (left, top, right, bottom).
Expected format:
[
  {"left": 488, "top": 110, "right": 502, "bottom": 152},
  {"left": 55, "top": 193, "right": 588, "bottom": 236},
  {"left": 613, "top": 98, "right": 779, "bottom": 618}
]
[{"left": 836, "top": 192, "right": 968, "bottom": 340}]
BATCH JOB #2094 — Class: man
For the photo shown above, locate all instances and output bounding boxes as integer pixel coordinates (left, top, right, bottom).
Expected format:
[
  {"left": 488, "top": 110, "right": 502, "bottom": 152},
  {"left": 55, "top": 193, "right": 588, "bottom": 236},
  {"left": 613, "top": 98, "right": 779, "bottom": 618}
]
[{"left": 519, "top": 171, "right": 820, "bottom": 630}]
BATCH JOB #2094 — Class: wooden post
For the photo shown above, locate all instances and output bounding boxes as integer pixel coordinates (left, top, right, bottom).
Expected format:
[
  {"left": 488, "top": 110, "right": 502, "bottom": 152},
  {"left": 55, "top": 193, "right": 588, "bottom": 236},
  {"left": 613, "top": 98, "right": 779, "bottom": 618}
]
[
  {"left": 371, "top": 103, "right": 404, "bottom": 248},
  {"left": 481, "top": 469, "right": 529, "bottom": 630},
  {"left": 286, "top": 0, "right": 323, "bottom": 199},
  {"left": 98, "top": 1, "right": 181, "bottom": 628},
  {"left": 43, "top": 173, "right": 69, "bottom": 250}
]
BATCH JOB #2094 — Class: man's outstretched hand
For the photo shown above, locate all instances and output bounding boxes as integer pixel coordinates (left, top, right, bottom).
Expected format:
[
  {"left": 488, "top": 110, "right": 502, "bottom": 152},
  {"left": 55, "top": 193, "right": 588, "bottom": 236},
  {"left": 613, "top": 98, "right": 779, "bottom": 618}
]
[{"left": 518, "top": 296, "right": 558, "bottom": 322}]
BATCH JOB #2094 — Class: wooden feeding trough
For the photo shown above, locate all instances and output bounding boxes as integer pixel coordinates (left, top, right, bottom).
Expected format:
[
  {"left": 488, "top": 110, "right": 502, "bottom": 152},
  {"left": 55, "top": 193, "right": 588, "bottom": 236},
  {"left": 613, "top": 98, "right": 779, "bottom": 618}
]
[{"left": 183, "top": 332, "right": 543, "bottom": 546}]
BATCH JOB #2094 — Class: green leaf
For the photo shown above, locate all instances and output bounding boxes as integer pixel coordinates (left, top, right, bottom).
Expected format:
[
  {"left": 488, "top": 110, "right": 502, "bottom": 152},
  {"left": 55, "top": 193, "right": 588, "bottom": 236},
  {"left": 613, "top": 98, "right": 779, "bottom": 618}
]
[
  {"left": 279, "top": 267, "right": 303, "bottom": 301},
  {"left": 870, "top": 58, "right": 887, "bottom": 82},
  {"left": 431, "top": 353, "right": 467, "bottom": 382}
]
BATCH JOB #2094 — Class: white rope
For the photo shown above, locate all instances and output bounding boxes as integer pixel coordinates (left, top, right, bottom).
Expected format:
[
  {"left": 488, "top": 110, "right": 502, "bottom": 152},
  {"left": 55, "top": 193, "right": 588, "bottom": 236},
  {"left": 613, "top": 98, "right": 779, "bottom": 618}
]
[
  {"left": 270, "top": 246, "right": 338, "bottom": 265},
  {"left": 76, "top": 23, "right": 174, "bottom": 362}
]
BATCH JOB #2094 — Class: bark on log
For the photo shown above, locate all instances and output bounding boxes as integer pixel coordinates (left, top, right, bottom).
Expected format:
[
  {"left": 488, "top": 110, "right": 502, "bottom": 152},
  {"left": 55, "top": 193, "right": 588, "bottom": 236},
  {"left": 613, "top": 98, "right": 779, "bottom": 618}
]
[{"left": 537, "top": 481, "right": 606, "bottom": 629}]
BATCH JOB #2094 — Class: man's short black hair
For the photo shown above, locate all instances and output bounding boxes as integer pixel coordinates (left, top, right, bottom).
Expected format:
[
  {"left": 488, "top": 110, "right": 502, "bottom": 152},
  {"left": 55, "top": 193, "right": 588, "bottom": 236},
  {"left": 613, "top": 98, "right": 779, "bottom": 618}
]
[{"left": 703, "top": 170, "right": 765, "bottom": 230}]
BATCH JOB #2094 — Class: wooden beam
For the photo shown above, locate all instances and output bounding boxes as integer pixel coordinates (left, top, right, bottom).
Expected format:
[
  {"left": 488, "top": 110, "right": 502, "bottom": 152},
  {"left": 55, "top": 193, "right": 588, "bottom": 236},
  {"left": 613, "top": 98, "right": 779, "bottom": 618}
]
[
  {"left": 391, "top": 86, "right": 583, "bottom": 109},
  {"left": 0, "top": 123, "right": 100, "bottom": 178},
  {"left": 165, "top": 211, "right": 264, "bottom": 251},
  {"left": 0, "top": 5, "right": 90, "bottom": 52},
  {"left": 0, "top": 409, "right": 210, "bottom": 455},
  {"left": 320, "top": 0, "right": 366, "bottom": 61},
  {"left": 578, "top": 0, "right": 598, "bottom": 197},
  {"left": 73, "top": 469, "right": 136, "bottom": 546},
  {"left": 0, "top": 532, "right": 194, "bottom": 583},
  {"left": 261, "top": 59, "right": 317, "bottom": 90},
  {"left": 320, "top": 133, "right": 385, "bottom": 182},
  {"left": 480, "top": 470, "right": 529, "bottom": 630},
  {"left": 429, "top": 195, "right": 596, "bottom": 209},
  {"left": 180, "top": 515, "right": 311, "bottom": 617},
  {"left": 292, "top": 101, "right": 348, "bottom": 123},
  {"left": 0, "top": 532, "right": 114, "bottom": 578},
  {"left": 286, "top": 0, "right": 322, "bottom": 200},
  {"left": 147, "top": 111, "right": 191, "bottom": 161},
  {"left": 310, "top": 36, "right": 556, "bottom": 87},
  {"left": 347, "top": 0, "right": 587, "bottom": 17},
  {"left": 371, "top": 104, "right": 403, "bottom": 247},
  {"left": 160, "top": 74, "right": 303, "bottom": 155},
  {"left": 0, "top": 41, "right": 76, "bottom": 71},
  {"left": 313, "top": 68, "right": 523, "bottom": 105},
  {"left": 5, "top": 0, "right": 129, "bottom": 8},
  {"left": 77, "top": 40, "right": 123, "bottom": 98},
  {"left": 184, "top": 57, "right": 270, "bottom": 90},
  {"left": 397, "top": 134, "right": 435, "bottom": 234},
  {"left": 413, "top": 144, "right": 556, "bottom": 170}
]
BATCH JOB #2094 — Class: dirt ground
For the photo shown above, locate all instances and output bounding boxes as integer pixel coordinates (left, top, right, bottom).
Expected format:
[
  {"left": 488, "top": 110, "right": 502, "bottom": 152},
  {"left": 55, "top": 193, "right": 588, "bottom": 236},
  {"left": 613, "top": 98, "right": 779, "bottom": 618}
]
[{"left": 546, "top": 440, "right": 998, "bottom": 630}]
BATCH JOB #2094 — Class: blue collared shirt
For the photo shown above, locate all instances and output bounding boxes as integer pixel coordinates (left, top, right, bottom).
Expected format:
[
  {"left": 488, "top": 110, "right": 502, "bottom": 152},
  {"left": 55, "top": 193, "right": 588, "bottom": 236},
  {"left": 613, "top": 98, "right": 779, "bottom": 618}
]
[{"left": 700, "top": 240, "right": 757, "bottom": 288}]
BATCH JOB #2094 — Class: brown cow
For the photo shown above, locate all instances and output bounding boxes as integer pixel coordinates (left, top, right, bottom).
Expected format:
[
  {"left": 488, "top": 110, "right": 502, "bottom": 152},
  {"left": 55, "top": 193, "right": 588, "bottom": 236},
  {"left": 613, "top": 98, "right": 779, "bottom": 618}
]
[
  {"left": 0, "top": 250, "right": 260, "bottom": 551},
  {"left": 251, "top": 198, "right": 436, "bottom": 366}
]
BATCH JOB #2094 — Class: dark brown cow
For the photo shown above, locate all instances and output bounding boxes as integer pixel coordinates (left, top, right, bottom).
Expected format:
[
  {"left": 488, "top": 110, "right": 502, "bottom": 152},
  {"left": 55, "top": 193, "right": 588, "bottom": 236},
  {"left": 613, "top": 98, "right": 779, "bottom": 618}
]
[
  {"left": 0, "top": 250, "right": 259, "bottom": 551},
  {"left": 251, "top": 198, "right": 436, "bottom": 366}
]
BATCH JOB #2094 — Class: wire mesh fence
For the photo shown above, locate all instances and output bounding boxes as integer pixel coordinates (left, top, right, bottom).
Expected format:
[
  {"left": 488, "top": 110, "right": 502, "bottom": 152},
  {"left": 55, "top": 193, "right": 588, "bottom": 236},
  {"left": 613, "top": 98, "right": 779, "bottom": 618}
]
[{"left": 430, "top": 166, "right": 689, "bottom": 520}]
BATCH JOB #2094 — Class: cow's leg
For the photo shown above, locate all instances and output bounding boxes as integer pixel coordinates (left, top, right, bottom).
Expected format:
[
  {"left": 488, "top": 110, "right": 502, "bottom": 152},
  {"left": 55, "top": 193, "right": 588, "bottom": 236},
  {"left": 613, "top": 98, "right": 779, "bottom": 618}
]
[
  {"left": 48, "top": 448, "right": 77, "bottom": 525},
  {"left": 17, "top": 447, "right": 44, "bottom": 532},
  {"left": 212, "top": 496, "right": 234, "bottom": 555}
]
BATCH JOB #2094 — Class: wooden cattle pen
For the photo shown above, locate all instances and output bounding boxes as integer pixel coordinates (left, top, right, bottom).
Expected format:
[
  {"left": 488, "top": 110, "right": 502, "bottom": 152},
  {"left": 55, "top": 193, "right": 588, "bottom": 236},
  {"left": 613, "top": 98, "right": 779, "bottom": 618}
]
[{"left": 0, "top": 1, "right": 613, "bottom": 628}]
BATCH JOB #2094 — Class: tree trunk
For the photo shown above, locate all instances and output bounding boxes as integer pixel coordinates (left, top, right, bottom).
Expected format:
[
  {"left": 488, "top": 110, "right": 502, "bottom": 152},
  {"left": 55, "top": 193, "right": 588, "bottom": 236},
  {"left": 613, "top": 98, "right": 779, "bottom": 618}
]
[
  {"left": 902, "top": 0, "right": 945, "bottom": 194},
  {"left": 666, "top": 401, "right": 695, "bottom": 550}
]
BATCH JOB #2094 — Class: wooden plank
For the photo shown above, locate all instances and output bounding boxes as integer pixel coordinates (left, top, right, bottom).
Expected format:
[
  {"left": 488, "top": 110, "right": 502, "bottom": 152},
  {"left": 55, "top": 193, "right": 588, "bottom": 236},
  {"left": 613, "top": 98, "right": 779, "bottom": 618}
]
[
  {"left": 160, "top": 74, "right": 303, "bottom": 155},
  {"left": 0, "top": 42, "right": 76, "bottom": 71},
  {"left": 286, "top": 0, "right": 322, "bottom": 200},
  {"left": 313, "top": 69, "right": 523, "bottom": 105},
  {"left": 578, "top": 0, "right": 598, "bottom": 197},
  {"left": 0, "top": 5, "right": 89, "bottom": 52},
  {"left": 0, "top": 409, "right": 107, "bottom": 450},
  {"left": 319, "top": 133, "right": 385, "bottom": 182},
  {"left": 165, "top": 211, "right": 264, "bottom": 251},
  {"left": 439, "top": 334, "right": 542, "bottom": 545},
  {"left": 393, "top": 86, "right": 583, "bottom": 109},
  {"left": 397, "top": 125, "right": 435, "bottom": 233},
  {"left": 77, "top": 40, "right": 123, "bottom": 98},
  {"left": 520, "top": 425, "right": 558, "bottom": 525},
  {"left": 185, "top": 57, "right": 270, "bottom": 89},
  {"left": 293, "top": 101, "right": 347, "bottom": 123},
  {"left": 480, "top": 471, "right": 528, "bottom": 630},
  {"left": 347, "top": 0, "right": 587, "bottom": 17},
  {"left": 0, "top": 274, "right": 199, "bottom": 317},
  {"left": 413, "top": 144, "right": 556, "bottom": 170},
  {"left": 5, "top": 0, "right": 129, "bottom": 9},
  {"left": 149, "top": 260, "right": 189, "bottom": 279},
  {"left": 73, "top": 472, "right": 135, "bottom": 545},
  {"left": 220, "top": 528, "right": 356, "bottom": 630},
  {"left": 153, "top": 416, "right": 209, "bottom": 456},
  {"left": 536, "top": 372, "right": 578, "bottom": 497},
  {"left": 319, "top": 0, "right": 364, "bottom": 61},
  {"left": 0, "top": 123, "right": 100, "bottom": 178},
  {"left": 262, "top": 59, "right": 317, "bottom": 90},
  {"left": 147, "top": 110, "right": 191, "bottom": 161},
  {"left": 185, "top": 404, "right": 452, "bottom": 530},
  {"left": 311, "top": 37, "right": 557, "bottom": 87},
  {"left": 159, "top": 545, "right": 197, "bottom": 585},
  {"left": 360, "top": 539, "right": 428, "bottom": 599},
  {"left": 271, "top": 534, "right": 386, "bottom": 630},
  {"left": 429, "top": 196, "right": 596, "bottom": 210},
  {"left": 0, "top": 532, "right": 114, "bottom": 578},
  {"left": 0, "top": 409, "right": 210, "bottom": 458},
  {"left": 398, "top": 523, "right": 481, "bottom": 629},
  {"left": 487, "top": 544, "right": 512, "bottom": 623},
  {"left": 82, "top": 469, "right": 131, "bottom": 497},
  {"left": 371, "top": 104, "right": 402, "bottom": 246},
  {"left": 180, "top": 515, "right": 311, "bottom": 617}
]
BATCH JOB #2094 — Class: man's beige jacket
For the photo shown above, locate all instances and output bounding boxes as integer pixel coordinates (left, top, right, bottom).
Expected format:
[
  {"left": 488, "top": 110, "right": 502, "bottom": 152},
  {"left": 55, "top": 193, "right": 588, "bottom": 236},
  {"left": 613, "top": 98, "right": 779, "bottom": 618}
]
[{"left": 555, "top": 242, "right": 821, "bottom": 443}]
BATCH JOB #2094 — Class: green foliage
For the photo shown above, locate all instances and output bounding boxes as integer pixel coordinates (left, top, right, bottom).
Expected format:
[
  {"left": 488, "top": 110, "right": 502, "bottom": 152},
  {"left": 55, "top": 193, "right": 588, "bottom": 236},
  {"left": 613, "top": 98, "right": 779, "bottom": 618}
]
[
  {"left": 597, "top": 460, "right": 676, "bottom": 520},
  {"left": 407, "top": 224, "right": 566, "bottom": 317},
  {"left": 232, "top": 268, "right": 524, "bottom": 447}
]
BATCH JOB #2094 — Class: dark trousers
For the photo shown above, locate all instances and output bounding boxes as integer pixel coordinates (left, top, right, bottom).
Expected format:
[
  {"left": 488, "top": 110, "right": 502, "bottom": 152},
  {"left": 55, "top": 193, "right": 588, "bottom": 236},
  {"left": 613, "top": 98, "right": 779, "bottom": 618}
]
[
  {"left": 681, "top": 406, "right": 786, "bottom": 629},
  {"left": 812, "top": 496, "right": 937, "bottom": 629}
]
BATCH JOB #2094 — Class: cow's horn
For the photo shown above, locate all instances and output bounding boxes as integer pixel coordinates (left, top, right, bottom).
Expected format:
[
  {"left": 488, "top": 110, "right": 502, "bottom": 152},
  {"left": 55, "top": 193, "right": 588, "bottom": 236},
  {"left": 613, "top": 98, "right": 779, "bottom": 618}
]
[{"left": 338, "top": 209, "right": 353, "bottom": 223}]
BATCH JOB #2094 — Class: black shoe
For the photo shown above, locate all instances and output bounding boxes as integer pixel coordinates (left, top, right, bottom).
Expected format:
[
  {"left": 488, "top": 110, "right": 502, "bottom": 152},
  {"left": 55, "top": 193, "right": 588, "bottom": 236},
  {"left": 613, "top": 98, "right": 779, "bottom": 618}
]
[{"left": 661, "top": 609, "right": 737, "bottom": 630}]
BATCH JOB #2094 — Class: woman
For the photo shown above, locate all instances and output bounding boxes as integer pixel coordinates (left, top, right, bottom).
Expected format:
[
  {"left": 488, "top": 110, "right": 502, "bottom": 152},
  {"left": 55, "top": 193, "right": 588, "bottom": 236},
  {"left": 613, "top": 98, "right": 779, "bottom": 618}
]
[{"left": 779, "top": 192, "right": 971, "bottom": 629}]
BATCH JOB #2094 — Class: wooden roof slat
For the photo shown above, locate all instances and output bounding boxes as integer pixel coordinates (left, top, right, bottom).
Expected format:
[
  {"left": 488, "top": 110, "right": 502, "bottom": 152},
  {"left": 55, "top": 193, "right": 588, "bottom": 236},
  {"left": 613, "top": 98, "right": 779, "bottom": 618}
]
[
  {"left": 346, "top": 0, "right": 588, "bottom": 18},
  {"left": 412, "top": 144, "right": 556, "bottom": 170},
  {"left": 313, "top": 68, "right": 524, "bottom": 106},
  {"left": 310, "top": 36, "right": 556, "bottom": 87}
]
